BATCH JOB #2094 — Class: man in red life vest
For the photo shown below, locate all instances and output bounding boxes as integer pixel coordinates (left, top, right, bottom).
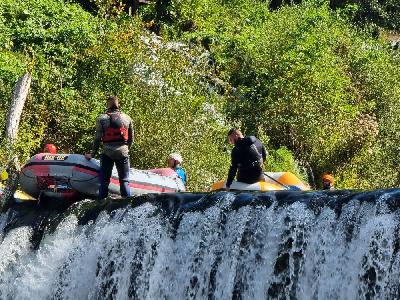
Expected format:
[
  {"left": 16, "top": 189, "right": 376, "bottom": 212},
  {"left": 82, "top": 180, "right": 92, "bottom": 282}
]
[{"left": 85, "top": 96, "right": 134, "bottom": 200}]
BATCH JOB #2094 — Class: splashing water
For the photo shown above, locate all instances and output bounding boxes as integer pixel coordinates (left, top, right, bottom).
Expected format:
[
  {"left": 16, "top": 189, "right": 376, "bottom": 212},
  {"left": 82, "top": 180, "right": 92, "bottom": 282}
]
[{"left": 0, "top": 189, "right": 400, "bottom": 299}]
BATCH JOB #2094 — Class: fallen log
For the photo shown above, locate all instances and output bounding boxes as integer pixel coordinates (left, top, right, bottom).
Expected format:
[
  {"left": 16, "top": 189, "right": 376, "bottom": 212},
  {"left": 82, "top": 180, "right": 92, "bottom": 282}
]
[{"left": 1, "top": 72, "right": 32, "bottom": 212}]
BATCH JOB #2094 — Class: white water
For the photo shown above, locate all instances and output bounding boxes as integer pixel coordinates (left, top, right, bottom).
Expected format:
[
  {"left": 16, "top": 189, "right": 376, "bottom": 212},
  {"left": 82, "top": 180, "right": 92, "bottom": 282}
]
[{"left": 0, "top": 192, "right": 400, "bottom": 299}]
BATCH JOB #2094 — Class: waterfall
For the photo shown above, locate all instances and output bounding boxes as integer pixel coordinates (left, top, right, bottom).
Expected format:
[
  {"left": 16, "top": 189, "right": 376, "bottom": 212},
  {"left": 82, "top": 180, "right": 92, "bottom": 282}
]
[{"left": 0, "top": 189, "right": 400, "bottom": 299}]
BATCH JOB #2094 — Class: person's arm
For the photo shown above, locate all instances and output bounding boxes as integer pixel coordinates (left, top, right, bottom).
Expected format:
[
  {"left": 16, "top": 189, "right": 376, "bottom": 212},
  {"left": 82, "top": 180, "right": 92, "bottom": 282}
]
[
  {"left": 226, "top": 149, "right": 238, "bottom": 188},
  {"left": 127, "top": 118, "right": 134, "bottom": 148},
  {"left": 177, "top": 168, "right": 187, "bottom": 186},
  {"left": 261, "top": 144, "right": 267, "bottom": 162},
  {"left": 91, "top": 117, "right": 103, "bottom": 157}
]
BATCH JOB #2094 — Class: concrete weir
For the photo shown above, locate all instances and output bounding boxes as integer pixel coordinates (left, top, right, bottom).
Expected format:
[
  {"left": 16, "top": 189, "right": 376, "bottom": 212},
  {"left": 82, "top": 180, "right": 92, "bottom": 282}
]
[{"left": 1, "top": 189, "right": 400, "bottom": 299}]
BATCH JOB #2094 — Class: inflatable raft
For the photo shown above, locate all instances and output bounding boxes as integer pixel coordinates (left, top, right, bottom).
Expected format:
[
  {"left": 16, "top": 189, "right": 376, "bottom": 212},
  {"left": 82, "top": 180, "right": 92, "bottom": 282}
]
[
  {"left": 211, "top": 172, "right": 309, "bottom": 191},
  {"left": 19, "top": 153, "right": 185, "bottom": 203}
]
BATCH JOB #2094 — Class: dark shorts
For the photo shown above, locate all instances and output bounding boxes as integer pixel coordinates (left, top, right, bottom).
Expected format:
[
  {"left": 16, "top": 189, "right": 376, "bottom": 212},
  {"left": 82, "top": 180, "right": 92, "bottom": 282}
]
[{"left": 237, "top": 166, "right": 264, "bottom": 184}]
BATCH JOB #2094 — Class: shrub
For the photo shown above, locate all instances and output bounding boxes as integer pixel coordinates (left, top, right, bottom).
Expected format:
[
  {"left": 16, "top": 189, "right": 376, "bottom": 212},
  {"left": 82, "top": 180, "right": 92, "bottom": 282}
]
[
  {"left": 0, "top": 1, "right": 232, "bottom": 191},
  {"left": 159, "top": 0, "right": 400, "bottom": 189}
]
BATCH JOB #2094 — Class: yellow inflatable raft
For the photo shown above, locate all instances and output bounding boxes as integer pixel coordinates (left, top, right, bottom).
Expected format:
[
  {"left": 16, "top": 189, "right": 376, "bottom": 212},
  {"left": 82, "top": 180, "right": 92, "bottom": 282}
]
[
  {"left": 0, "top": 183, "right": 37, "bottom": 203},
  {"left": 211, "top": 172, "right": 310, "bottom": 191}
]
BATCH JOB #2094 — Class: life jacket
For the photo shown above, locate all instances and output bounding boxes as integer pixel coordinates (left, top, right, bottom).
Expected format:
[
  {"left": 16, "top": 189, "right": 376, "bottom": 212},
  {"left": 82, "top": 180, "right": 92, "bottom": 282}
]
[
  {"left": 102, "top": 111, "right": 129, "bottom": 143},
  {"left": 175, "top": 166, "right": 187, "bottom": 184}
]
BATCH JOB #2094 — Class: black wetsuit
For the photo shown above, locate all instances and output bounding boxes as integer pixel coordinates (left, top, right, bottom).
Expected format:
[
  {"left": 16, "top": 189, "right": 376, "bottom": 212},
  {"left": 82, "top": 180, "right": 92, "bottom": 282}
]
[{"left": 226, "top": 136, "right": 267, "bottom": 188}]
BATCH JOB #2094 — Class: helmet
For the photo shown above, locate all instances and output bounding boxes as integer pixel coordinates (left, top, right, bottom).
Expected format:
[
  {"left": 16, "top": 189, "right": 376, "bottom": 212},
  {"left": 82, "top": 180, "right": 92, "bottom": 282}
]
[
  {"left": 322, "top": 174, "right": 334, "bottom": 184},
  {"left": 43, "top": 144, "right": 57, "bottom": 154},
  {"left": 168, "top": 153, "right": 183, "bottom": 164}
]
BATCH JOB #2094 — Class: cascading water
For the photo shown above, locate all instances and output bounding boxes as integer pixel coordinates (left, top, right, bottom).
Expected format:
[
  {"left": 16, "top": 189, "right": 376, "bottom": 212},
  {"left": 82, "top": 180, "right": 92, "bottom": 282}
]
[{"left": 0, "top": 189, "right": 400, "bottom": 299}]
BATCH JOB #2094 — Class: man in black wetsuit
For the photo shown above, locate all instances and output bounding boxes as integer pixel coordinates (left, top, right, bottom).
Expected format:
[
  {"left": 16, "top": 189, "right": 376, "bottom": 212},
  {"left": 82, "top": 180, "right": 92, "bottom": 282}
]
[{"left": 225, "top": 128, "right": 267, "bottom": 191}]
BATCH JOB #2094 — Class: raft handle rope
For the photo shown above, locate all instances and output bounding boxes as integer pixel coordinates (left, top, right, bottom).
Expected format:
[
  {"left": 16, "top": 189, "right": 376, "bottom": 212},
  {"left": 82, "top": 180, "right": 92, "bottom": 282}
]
[
  {"left": 263, "top": 172, "right": 290, "bottom": 190},
  {"left": 20, "top": 170, "right": 99, "bottom": 199},
  {"left": 20, "top": 169, "right": 99, "bottom": 182}
]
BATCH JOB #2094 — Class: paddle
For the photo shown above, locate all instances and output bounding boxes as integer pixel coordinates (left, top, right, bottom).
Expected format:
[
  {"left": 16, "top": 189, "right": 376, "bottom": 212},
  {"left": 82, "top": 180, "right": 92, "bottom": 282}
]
[{"left": 263, "top": 172, "right": 291, "bottom": 190}]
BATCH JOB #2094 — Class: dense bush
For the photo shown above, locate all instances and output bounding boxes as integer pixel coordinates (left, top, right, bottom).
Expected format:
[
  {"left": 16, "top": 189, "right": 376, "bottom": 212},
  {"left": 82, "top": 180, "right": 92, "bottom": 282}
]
[
  {"left": 154, "top": 0, "right": 400, "bottom": 189},
  {"left": 0, "top": 0, "right": 234, "bottom": 191},
  {"left": 2, "top": 0, "right": 399, "bottom": 191},
  {"left": 330, "top": 0, "right": 400, "bottom": 31}
]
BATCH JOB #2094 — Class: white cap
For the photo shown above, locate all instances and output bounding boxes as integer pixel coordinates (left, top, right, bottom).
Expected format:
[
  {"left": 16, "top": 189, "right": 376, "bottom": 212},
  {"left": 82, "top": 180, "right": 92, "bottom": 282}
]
[{"left": 169, "top": 153, "right": 183, "bottom": 163}]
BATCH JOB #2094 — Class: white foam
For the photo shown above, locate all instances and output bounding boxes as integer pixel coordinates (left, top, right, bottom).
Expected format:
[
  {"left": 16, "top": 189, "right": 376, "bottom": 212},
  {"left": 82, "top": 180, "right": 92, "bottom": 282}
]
[{"left": 0, "top": 192, "right": 399, "bottom": 299}]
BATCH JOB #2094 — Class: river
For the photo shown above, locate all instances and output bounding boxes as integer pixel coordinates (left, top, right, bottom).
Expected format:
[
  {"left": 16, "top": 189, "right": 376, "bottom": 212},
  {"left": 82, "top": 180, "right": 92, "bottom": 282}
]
[{"left": 0, "top": 189, "right": 399, "bottom": 299}]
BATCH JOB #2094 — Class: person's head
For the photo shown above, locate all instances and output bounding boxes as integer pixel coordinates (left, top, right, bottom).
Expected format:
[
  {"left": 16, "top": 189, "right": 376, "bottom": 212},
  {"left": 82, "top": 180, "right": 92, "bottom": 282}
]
[
  {"left": 43, "top": 144, "right": 57, "bottom": 154},
  {"left": 167, "top": 153, "right": 183, "bottom": 168},
  {"left": 322, "top": 174, "right": 334, "bottom": 190},
  {"left": 227, "top": 128, "right": 244, "bottom": 145},
  {"left": 107, "top": 95, "right": 119, "bottom": 109}
]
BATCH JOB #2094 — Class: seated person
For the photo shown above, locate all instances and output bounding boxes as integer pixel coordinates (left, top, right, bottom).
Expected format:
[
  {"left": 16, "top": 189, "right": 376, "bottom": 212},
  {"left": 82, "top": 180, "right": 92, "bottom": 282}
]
[
  {"left": 43, "top": 143, "right": 57, "bottom": 154},
  {"left": 322, "top": 174, "right": 334, "bottom": 190},
  {"left": 167, "top": 153, "right": 187, "bottom": 185},
  {"left": 225, "top": 128, "right": 267, "bottom": 190}
]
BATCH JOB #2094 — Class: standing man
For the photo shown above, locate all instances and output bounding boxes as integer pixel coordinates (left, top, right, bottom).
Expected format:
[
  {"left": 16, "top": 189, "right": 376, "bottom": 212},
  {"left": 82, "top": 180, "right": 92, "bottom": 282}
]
[
  {"left": 85, "top": 96, "right": 134, "bottom": 200},
  {"left": 226, "top": 128, "right": 267, "bottom": 191}
]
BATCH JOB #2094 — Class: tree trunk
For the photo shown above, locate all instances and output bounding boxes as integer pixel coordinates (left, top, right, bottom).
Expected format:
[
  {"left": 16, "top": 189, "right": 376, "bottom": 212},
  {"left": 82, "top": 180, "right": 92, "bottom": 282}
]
[
  {"left": 5, "top": 72, "right": 32, "bottom": 143},
  {"left": 1, "top": 72, "right": 32, "bottom": 212}
]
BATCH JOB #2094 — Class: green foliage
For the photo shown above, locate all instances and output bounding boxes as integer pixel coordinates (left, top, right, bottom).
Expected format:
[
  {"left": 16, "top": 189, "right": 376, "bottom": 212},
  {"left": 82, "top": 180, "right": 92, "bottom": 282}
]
[
  {"left": 0, "top": 51, "right": 26, "bottom": 139},
  {"left": 266, "top": 146, "right": 308, "bottom": 181},
  {"left": 0, "top": 0, "right": 99, "bottom": 161},
  {"left": 0, "top": 0, "right": 232, "bottom": 191},
  {"left": 160, "top": 0, "right": 400, "bottom": 189},
  {"left": 0, "top": 0, "right": 399, "bottom": 192},
  {"left": 331, "top": 0, "right": 400, "bottom": 31},
  {"left": 0, "top": 0, "right": 97, "bottom": 57}
]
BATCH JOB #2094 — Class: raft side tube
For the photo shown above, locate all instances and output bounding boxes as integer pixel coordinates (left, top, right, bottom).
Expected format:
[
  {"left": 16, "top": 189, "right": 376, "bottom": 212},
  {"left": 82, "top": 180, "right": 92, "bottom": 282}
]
[{"left": 211, "top": 172, "right": 310, "bottom": 192}]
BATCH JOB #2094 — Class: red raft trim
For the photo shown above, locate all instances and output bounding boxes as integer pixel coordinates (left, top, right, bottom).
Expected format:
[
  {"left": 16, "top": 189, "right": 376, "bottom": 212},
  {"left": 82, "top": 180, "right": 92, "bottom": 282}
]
[
  {"left": 22, "top": 165, "right": 51, "bottom": 176},
  {"left": 72, "top": 166, "right": 99, "bottom": 177},
  {"left": 110, "top": 177, "right": 176, "bottom": 193}
]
